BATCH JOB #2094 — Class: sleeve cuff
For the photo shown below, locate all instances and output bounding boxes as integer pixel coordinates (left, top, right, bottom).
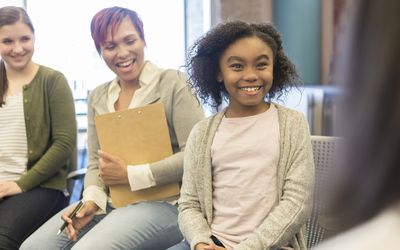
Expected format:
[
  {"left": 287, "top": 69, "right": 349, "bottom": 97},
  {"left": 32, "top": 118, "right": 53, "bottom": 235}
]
[
  {"left": 82, "top": 185, "right": 108, "bottom": 214},
  {"left": 127, "top": 163, "right": 156, "bottom": 191}
]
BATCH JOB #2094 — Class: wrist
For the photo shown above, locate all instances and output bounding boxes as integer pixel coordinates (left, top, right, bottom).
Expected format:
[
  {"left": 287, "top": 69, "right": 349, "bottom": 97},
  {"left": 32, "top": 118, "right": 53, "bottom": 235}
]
[
  {"left": 84, "top": 200, "right": 100, "bottom": 212},
  {"left": 195, "top": 243, "right": 208, "bottom": 250}
]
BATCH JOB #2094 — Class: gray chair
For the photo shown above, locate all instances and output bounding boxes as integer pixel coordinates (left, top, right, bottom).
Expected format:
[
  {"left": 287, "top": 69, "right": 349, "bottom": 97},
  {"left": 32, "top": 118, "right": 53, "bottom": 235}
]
[{"left": 307, "top": 135, "right": 338, "bottom": 249}]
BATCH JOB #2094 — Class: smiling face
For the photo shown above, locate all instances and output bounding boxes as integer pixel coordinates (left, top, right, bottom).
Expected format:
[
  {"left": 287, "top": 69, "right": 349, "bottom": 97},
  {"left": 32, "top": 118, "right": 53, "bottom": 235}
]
[
  {"left": 218, "top": 36, "right": 274, "bottom": 117},
  {"left": 100, "top": 17, "right": 146, "bottom": 85},
  {"left": 0, "top": 20, "right": 35, "bottom": 72}
]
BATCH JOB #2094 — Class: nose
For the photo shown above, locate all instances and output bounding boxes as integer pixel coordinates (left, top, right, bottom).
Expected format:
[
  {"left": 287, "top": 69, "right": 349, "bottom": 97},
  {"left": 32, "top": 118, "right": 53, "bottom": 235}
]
[
  {"left": 116, "top": 44, "right": 130, "bottom": 59},
  {"left": 243, "top": 67, "right": 258, "bottom": 82},
  {"left": 12, "top": 41, "right": 24, "bottom": 54}
]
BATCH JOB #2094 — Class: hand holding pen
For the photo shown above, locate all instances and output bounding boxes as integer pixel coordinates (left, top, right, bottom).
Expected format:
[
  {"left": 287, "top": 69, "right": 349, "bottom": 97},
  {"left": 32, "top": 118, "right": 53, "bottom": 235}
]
[
  {"left": 57, "top": 200, "right": 83, "bottom": 235},
  {"left": 59, "top": 200, "right": 100, "bottom": 241}
]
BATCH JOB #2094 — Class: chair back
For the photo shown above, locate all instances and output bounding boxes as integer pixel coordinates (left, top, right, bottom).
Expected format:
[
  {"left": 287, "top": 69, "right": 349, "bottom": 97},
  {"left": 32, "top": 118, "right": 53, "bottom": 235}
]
[{"left": 307, "top": 135, "right": 338, "bottom": 249}]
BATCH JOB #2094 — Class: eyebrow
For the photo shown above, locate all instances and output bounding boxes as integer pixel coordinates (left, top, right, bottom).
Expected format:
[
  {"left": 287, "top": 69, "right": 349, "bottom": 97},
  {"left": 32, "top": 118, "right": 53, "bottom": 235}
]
[
  {"left": 105, "top": 33, "right": 139, "bottom": 44},
  {"left": 123, "top": 34, "right": 139, "bottom": 39},
  {"left": 226, "top": 54, "right": 271, "bottom": 63}
]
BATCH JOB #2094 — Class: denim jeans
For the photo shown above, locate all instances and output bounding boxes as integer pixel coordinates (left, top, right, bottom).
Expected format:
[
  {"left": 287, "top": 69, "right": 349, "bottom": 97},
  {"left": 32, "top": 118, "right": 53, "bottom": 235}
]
[
  {"left": 167, "top": 236, "right": 225, "bottom": 250},
  {"left": 21, "top": 201, "right": 182, "bottom": 250},
  {"left": 166, "top": 240, "right": 190, "bottom": 250}
]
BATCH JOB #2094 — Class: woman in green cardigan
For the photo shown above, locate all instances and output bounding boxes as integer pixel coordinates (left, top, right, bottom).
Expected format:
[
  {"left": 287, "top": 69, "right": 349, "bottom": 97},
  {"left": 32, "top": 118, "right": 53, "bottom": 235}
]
[{"left": 0, "top": 6, "right": 76, "bottom": 249}]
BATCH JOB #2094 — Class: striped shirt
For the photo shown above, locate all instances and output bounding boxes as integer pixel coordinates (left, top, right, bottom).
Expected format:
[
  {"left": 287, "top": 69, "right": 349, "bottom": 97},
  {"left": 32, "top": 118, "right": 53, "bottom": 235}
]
[{"left": 0, "top": 94, "right": 28, "bottom": 181}]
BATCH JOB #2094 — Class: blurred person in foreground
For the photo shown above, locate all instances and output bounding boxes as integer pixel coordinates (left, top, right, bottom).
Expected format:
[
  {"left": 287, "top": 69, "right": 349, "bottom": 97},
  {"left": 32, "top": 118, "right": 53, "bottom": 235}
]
[{"left": 315, "top": 0, "right": 400, "bottom": 249}]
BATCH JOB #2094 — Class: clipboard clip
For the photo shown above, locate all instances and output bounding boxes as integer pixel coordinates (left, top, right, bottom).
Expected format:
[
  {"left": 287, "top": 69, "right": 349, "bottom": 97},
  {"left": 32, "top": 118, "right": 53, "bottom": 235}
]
[{"left": 117, "top": 110, "right": 142, "bottom": 119}]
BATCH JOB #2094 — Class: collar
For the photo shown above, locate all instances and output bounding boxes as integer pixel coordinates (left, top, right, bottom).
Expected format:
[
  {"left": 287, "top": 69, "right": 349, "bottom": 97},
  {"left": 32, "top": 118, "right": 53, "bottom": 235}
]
[{"left": 106, "top": 61, "right": 162, "bottom": 111}]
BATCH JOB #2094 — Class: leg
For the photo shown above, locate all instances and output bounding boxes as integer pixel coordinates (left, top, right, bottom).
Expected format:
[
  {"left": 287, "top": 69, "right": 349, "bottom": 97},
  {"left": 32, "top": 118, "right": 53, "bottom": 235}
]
[
  {"left": 20, "top": 202, "right": 108, "bottom": 250},
  {"left": 0, "top": 187, "right": 68, "bottom": 250},
  {"left": 72, "top": 201, "right": 183, "bottom": 250},
  {"left": 166, "top": 240, "right": 191, "bottom": 250}
]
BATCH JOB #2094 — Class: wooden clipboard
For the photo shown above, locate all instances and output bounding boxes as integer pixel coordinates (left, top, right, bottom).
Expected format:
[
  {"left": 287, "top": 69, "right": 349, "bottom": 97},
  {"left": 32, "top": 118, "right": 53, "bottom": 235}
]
[{"left": 95, "top": 103, "right": 180, "bottom": 208}]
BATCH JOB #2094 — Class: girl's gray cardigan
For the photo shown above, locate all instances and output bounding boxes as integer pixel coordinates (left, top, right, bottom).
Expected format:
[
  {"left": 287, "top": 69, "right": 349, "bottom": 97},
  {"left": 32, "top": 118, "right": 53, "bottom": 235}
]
[{"left": 178, "top": 104, "right": 314, "bottom": 250}]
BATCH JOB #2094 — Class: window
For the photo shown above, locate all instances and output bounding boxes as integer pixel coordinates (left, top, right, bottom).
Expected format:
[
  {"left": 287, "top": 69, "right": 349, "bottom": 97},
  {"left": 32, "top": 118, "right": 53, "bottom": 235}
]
[
  {"left": 26, "top": 0, "right": 186, "bottom": 150},
  {"left": 0, "top": 0, "right": 24, "bottom": 8},
  {"left": 27, "top": 0, "right": 185, "bottom": 92}
]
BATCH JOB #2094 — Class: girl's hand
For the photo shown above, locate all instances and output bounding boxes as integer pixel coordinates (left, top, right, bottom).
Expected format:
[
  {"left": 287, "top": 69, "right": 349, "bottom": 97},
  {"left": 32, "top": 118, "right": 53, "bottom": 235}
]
[
  {"left": 62, "top": 200, "right": 99, "bottom": 241},
  {"left": 195, "top": 243, "right": 210, "bottom": 250},
  {"left": 98, "top": 150, "right": 129, "bottom": 185},
  {"left": 196, "top": 243, "right": 226, "bottom": 250},
  {"left": 0, "top": 181, "right": 22, "bottom": 198},
  {"left": 204, "top": 243, "right": 226, "bottom": 250}
]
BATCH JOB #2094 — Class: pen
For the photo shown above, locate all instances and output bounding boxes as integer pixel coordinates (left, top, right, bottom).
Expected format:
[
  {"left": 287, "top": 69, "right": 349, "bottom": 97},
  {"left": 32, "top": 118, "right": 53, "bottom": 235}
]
[{"left": 57, "top": 200, "right": 84, "bottom": 235}]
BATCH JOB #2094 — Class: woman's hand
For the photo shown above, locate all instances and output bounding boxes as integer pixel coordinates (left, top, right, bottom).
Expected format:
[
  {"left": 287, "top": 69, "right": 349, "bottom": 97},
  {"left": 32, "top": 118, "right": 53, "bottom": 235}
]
[
  {"left": 62, "top": 200, "right": 99, "bottom": 241},
  {"left": 98, "top": 150, "right": 129, "bottom": 185},
  {"left": 0, "top": 181, "right": 22, "bottom": 198}
]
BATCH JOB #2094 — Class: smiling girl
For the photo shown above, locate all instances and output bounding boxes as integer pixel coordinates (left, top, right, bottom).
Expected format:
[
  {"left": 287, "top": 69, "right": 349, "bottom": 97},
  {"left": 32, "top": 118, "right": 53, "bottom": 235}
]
[{"left": 168, "top": 21, "right": 314, "bottom": 250}]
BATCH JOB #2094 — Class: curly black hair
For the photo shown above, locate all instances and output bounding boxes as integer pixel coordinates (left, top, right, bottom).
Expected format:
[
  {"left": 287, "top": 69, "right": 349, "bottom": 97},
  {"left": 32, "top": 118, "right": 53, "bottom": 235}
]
[{"left": 186, "top": 20, "right": 300, "bottom": 110}]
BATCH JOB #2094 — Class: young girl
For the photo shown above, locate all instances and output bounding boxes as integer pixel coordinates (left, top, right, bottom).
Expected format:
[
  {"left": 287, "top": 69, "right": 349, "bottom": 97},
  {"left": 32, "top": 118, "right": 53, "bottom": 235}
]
[{"left": 169, "top": 21, "right": 314, "bottom": 250}]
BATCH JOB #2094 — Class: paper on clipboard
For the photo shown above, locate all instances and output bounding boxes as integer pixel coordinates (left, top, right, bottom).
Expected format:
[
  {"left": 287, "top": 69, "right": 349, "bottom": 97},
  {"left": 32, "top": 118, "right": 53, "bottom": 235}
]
[{"left": 95, "top": 103, "right": 180, "bottom": 208}]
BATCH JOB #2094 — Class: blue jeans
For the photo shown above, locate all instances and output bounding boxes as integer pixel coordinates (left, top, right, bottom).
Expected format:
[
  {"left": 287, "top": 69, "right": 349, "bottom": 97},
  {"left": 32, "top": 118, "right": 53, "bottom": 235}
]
[
  {"left": 166, "top": 240, "right": 190, "bottom": 250},
  {"left": 167, "top": 236, "right": 225, "bottom": 250},
  {"left": 21, "top": 201, "right": 182, "bottom": 250}
]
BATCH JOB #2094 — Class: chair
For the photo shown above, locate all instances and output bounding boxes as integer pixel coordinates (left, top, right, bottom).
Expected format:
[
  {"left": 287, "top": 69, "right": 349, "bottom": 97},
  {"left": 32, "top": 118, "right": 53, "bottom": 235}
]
[
  {"left": 66, "top": 96, "right": 89, "bottom": 204},
  {"left": 306, "top": 135, "right": 338, "bottom": 249},
  {"left": 67, "top": 146, "right": 87, "bottom": 204}
]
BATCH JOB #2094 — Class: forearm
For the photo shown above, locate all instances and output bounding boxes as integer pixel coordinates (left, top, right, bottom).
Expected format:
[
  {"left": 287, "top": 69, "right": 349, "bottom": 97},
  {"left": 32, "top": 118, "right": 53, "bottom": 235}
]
[
  {"left": 149, "top": 151, "right": 184, "bottom": 185},
  {"left": 179, "top": 205, "right": 213, "bottom": 249}
]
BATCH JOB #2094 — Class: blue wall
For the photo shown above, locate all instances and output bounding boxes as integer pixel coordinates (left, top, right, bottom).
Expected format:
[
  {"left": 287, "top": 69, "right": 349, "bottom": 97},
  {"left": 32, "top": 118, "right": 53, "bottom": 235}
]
[{"left": 274, "top": 0, "right": 321, "bottom": 84}]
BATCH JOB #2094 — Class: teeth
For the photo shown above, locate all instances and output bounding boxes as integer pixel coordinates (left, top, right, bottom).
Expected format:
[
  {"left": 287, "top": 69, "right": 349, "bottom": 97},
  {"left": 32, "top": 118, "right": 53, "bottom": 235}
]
[
  {"left": 240, "top": 86, "right": 261, "bottom": 92},
  {"left": 117, "top": 59, "right": 135, "bottom": 67}
]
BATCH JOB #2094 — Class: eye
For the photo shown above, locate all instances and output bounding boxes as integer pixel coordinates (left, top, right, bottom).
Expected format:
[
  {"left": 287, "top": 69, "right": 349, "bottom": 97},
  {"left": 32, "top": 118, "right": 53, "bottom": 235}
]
[
  {"left": 21, "top": 36, "right": 31, "bottom": 42},
  {"left": 126, "top": 39, "right": 136, "bottom": 45},
  {"left": 230, "top": 63, "right": 243, "bottom": 71},
  {"left": 104, "top": 44, "right": 116, "bottom": 51},
  {"left": 2, "top": 39, "right": 13, "bottom": 45},
  {"left": 256, "top": 61, "right": 269, "bottom": 70}
]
